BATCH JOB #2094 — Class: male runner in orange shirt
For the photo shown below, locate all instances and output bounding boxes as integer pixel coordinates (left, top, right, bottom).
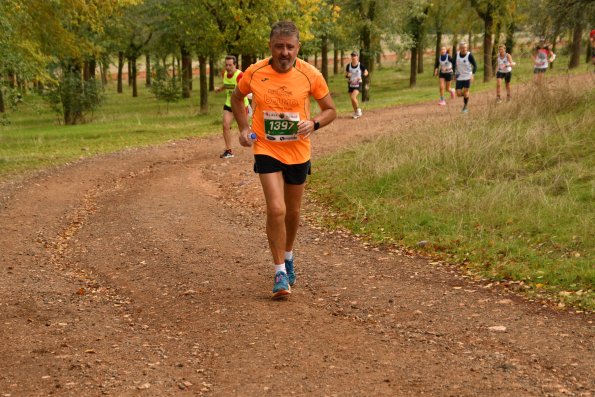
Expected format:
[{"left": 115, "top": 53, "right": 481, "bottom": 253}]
[{"left": 231, "top": 21, "right": 337, "bottom": 299}]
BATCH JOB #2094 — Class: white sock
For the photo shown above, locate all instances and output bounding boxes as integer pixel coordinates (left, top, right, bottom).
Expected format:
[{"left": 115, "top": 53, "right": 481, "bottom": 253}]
[
  {"left": 274, "top": 264, "right": 286, "bottom": 274},
  {"left": 284, "top": 251, "right": 293, "bottom": 261}
]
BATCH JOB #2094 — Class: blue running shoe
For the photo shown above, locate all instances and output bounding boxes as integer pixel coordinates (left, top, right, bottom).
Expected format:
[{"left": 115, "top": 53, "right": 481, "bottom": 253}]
[
  {"left": 272, "top": 271, "right": 290, "bottom": 299},
  {"left": 285, "top": 257, "right": 295, "bottom": 286}
]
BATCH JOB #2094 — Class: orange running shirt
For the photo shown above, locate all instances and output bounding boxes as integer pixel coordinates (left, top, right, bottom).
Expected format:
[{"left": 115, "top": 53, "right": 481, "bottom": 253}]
[{"left": 236, "top": 57, "right": 330, "bottom": 165}]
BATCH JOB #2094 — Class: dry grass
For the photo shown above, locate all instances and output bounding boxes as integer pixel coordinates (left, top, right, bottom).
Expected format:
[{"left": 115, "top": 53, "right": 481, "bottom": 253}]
[{"left": 312, "top": 78, "right": 595, "bottom": 308}]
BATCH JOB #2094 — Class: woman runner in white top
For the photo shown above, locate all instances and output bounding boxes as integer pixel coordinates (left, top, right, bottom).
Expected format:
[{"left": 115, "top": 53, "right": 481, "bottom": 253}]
[
  {"left": 496, "top": 44, "right": 515, "bottom": 103},
  {"left": 433, "top": 46, "right": 455, "bottom": 106},
  {"left": 532, "top": 42, "right": 555, "bottom": 84}
]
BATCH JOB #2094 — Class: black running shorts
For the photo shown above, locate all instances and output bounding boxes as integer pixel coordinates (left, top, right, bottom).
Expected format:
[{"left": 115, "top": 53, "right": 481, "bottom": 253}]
[
  {"left": 496, "top": 71, "right": 512, "bottom": 83},
  {"left": 254, "top": 155, "right": 311, "bottom": 185},
  {"left": 455, "top": 80, "right": 471, "bottom": 90},
  {"left": 348, "top": 84, "right": 362, "bottom": 93},
  {"left": 438, "top": 72, "right": 453, "bottom": 81}
]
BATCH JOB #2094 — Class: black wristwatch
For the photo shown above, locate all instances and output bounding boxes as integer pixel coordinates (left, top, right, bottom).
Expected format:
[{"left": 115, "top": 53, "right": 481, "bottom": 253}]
[{"left": 313, "top": 120, "right": 320, "bottom": 131}]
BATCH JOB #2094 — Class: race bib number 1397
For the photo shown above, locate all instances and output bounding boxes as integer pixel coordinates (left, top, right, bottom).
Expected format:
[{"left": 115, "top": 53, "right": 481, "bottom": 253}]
[{"left": 264, "top": 111, "right": 300, "bottom": 141}]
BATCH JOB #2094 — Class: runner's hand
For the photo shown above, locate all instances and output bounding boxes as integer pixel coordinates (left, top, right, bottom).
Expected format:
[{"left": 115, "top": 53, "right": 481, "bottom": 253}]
[
  {"left": 239, "top": 128, "right": 253, "bottom": 147},
  {"left": 297, "top": 120, "right": 315, "bottom": 139}
]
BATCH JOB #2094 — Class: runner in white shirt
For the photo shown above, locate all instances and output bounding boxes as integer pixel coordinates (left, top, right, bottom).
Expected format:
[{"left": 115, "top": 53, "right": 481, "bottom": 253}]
[
  {"left": 345, "top": 51, "right": 368, "bottom": 119},
  {"left": 453, "top": 42, "right": 477, "bottom": 113},
  {"left": 433, "top": 46, "right": 455, "bottom": 106},
  {"left": 495, "top": 44, "right": 515, "bottom": 103}
]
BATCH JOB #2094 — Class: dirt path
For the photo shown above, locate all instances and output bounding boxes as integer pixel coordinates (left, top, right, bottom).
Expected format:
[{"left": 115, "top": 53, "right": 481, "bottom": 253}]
[{"left": 1, "top": 81, "right": 593, "bottom": 396}]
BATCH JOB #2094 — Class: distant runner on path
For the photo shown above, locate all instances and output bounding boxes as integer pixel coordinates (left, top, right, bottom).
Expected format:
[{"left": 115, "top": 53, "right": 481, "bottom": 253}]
[
  {"left": 215, "top": 55, "right": 250, "bottom": 159},
  {"left": 496, "top": 44, "right": 515, "bottom": 103},
  {"left": 532, "top": 42, "right": 555, "bottom": 84},
  {"left": 453, "top": 41, "right": 477, "bottom": 113},
  {"left": 434, "top": 46, "right": 455, "bottom": 106},
  {"left": 345, "top": 51, "right": 368, "bottom": 119},
  {"left": 231, "top": 21, "right": 337, "bottom": 299}
]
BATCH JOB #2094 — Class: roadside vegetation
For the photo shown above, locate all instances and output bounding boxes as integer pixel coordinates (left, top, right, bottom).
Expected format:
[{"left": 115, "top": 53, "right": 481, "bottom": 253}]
[
  {"left": 311, "top": 79, "right": 594, "bottom": 309},
  {"left": 0, "top": 52, "right": 584, "bottom": 178}
]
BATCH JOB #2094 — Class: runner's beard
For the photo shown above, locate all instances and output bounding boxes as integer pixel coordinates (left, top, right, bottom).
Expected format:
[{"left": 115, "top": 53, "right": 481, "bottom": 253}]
[{"left": 277, "top": 57, "right": 292, "bottom": 71}]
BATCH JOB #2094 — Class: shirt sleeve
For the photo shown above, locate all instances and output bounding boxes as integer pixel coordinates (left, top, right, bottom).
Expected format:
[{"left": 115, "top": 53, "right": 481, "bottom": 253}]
[
  {"left": 360, "top": 64, "right": 367, "bottom": 74},
  {"left": 311, "top": 68, "right": 330, "bottom": 100},
  {"left": 236, "top": 66, "right": 252, "bottom": 95},
  {"left": 236, "top": 71, "right": 244, "bottom": 83},
  {"left": 345, "top": 64, "right": 349, "bottom": 73},
  {"left": 469, "top": 53, "right": 478, "bottom": 74}
]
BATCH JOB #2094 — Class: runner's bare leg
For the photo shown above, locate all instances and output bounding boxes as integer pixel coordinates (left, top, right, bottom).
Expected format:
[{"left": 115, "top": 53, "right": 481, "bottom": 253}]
[
  {"left": 259, "top": 172, "right": 287, "bottom": 265},
  {"left": 284, "top": 182, "right": 305, "bottom": 252},
  {"left": 222, "top": 111, "right": 234, "bottom": 151}
]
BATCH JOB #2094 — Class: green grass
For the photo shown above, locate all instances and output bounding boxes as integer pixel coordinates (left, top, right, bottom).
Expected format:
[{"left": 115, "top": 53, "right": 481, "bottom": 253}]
[
  {"left": 311, "top": 81, "right": 595, "bottom": 309},
  {"left": 0, "top": 52, "right": 584, "bottom": 178}
]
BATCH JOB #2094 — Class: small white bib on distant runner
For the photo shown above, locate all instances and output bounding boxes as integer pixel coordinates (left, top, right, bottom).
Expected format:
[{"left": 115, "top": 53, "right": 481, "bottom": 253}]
[{"left": 264, "top": 111, "right": 300, "bottom": 142}]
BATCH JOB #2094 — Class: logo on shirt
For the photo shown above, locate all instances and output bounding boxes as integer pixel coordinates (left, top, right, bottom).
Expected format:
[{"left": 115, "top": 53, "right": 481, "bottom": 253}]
[{"left": 267, "top": 86, "right": 292, "bottom": 97}]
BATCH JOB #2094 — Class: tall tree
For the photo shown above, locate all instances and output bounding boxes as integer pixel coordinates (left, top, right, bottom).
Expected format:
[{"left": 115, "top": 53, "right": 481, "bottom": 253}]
[{"left": 470, "top": 0, "right": 498, "bottom": 82}]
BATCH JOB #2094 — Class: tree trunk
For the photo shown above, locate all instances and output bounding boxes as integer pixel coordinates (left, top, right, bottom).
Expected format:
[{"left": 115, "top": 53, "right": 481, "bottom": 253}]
[
  {"left": 314, "top": 52, "right": 318, "bottom": 68},
  {"left": 88, "top": 57, "right": 96, "bottom": 80},
  {"left": 587, "top": 40, "right": 592, "bottom": 64},
  {"left": 181, "top": 45, "right": 191, "bottom": 98},
  {"left": 188, "top": 55, "right": 193, "bottom": 91},
  {"left": 321, "top": 35, "right": 329, "bottom": 81},
  {"left": 568, "top": 22, "right": 582, "bottom": 69},
  {"left": 131, "top": 58, "right": 138, "bottom": 97},
  {"left": 241, "top": 54, "right": 254, "bottom": 71},
  {"left": 117, "top": 51, "right": 124, "bottom": 93},
  {"left": 410, "top": 46, "right": 418, "bottom": 87},
  {"left": 127, "top": 58, "right": 132, "bottom": 86},
  {"left": 0, "top": 85, "right": 5, "bottom": 113},
  {"left": 452, "top": 34, "right": 458, "bottom": 59},
  {"left": 340, "top": 50, "right": 345, "bottom": 68},
  {"left": 333, "top": 46, "right": 339, "bottom": 75},
  {"left": 360, "top": 0, "right": 376, "bottom": 102},
  {"left": 8, "top": 71, "right": 16, "bottom": 88},
  {"left": 505, "top": 21, "right": 515, "bottom": 55},
  {"left": 209, "top": 56, "right": 215, "bottom": 91},
  {"left": 199, "top": 55, "right": 208, "bottom": 113},
  {"left": 482, "top": 13, "right": 494, "bottom": 82},
  {"left": 145, "top": 54, "right": 151, "bottom": 87},
  {"left": 417, "top": 36, "right": 424, "bottom": 74},
  {"left": 83, "top": 61, "right": 90, "bottom": 81},
  {"left": 100, "top": 59, "right": 108, "bottom": 85},
  {"left": 62, "top": 65, "right": 84, "bottom": 125},
  {"left": 492, "top": 21, "right": 501, "bottom": 76},
  {"left": 435, "top": 31, "right": 442, "bottom": 66},
  {"left": 550, "top": 25, "right": 560, "bottom": 70}
]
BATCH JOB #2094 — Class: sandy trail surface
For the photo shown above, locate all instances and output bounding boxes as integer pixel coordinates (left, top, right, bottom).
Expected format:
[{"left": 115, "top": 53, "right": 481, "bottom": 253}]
[{"left": 1, "top": 79, "right": 593, "bottom": 396}]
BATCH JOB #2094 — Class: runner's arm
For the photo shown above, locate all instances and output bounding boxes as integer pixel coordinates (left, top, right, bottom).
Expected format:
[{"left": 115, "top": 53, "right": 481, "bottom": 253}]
[
  {"left": 469, "top": 53, "right": 478, "bottom": 74},
  {"left": 297, "top": 94, "right": 337, "bottom": 139},
  {"left": 230, "top": 87, "right": 252, "bottom": 146}
]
